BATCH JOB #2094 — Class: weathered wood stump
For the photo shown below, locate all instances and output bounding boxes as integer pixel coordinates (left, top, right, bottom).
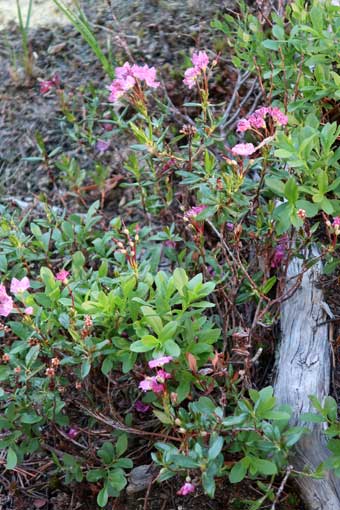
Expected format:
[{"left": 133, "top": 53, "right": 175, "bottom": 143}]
[{"left": 274, "top": 249, "right": 340, "bottom": 509}]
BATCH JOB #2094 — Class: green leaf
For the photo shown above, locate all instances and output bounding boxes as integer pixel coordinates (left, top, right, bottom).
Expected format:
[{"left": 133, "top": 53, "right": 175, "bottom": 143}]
[
  {"left": 153, "top": 410, "right": 173, "bottom": 424},
  {"left": 20, "top": 412, "right": 42, "bottom": 424},
  {"left": 202, "top": 471, "right": 216, "bottom": 497},
  {"left": 296, "top": 199, "right": 318, "bottom": 217},
  {"left": 265, "top": 177, "right": 285, "bottom": 196},
  {"left": 87, "top": 468, "right": 105, "bottom": 482},
  {"left": 25, "top": 345, "right": 40, "bottom": 367},
  {"left": 254, "top": 459, "right": 277, "bottom": 475},
  {"left": 81, "top": 359, "right": 91, "bottom": 379},
  {"left": 300, "top": 412, "right": 324, "bottom": 423},
  {"left": 97, "top": 487, "right": 108, "bottom": 507},
  {"left": 171, "top": 455, "right": 199, "bottom": 468},
  {"left": 262, "top": 410, "right": 291, "bottom": 420},
  {"left": 159, "top": 321, "right": 177, "bottom": 342},
  {"left": 141, "top": 306, "right": 163, "bottom": 335},
  {"left": 318, "top": 171, "right": 328, "bottom": 194},
  {"left": 320, "top": 197, "right": 334, "bottom": 214},
  {"left": 115, "top": 434, "right": 128, "bottom": 457},
  {"left": 229, "top": 460, "right": 247, "bottom": 483},
  {"left": 164, "top": 340, "right": 181, "bottom": 357},
  {"left": 222, "top": 414, "right": 247, "bottom": 427},
  {"left": 173, "top": 268, "right": 188, "bottom": 296},
  {"left": 284, "top": 178, "right": 298, "bottom": 204},
  {"left": 130, "top": 337, "right": 157, "bottom": 352},
  {"left": 208, "top": 434, "right": 224, "bottom": 460},
  {"left": 6, "top": 448, "right": 17, "bottom": 470},
  {"left": 261, "top": 276, "right": 277, "bottom": 295},
  {"left": 107, "top": 469, "right": 127, "bottom": 492},
  {"left": 262, "top": 39, "right": 280, "bottom": 50}
]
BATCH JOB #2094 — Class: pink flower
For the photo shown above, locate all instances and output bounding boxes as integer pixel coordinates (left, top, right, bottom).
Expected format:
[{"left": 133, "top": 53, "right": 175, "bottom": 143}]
[
  {"left": 96, "top": 140, "right": 110, "bottom": 153},
  {"left": 39, "top": 75, "right": 61, "bottom": 95},
  {"left": 271, "top": 236, "right": 288, "bottom": 268},
  {"left": 131, "top": 64, "right": 160, "bottom": 88},
  {"left": 271, "top": 246, "right": 285, "bottom": 268},
  {"left": 55, "top": 270, "right": 69, "bottom": 284},
  {"left": 164, "top": 240, "right": 176, "bottom": 248},
  {"left": 135, "top": 400, "right": 151, "bottom": 413},
  {"left": 236, "top": 119, "right": 251, "bottom": 132},
  {"left": 231, "top": 143, "right": 256, "bottom": 157},
  {"left": 185, "top": 205, "right": 207, "bottom": 219},
  {"left": 51, "top": 73, "right": 61, "bottom": 87},
  {"left": 183, "top": 67, "right": 200, "bottom": 89},
  {"left": 269, "top": 107, "right": 288, "bottom": 126},
  {"left": 0, "top": 285, "right": 13, "bottom": 317},
  {"left": 256, "top": 106, "right": 270, "bottom": 117},
  {"left": 108, "top": 62, "right": 160, "bottom": 103},
  {"left": 248, "top": 113, "right": 266, "bottom": 129},
  {"left": 24, "top": 306, "right": 34, "bottom": 315},
  {"left": 177, "top": 482, "right": 195, "bottom": 496},
  {"left": 39, "top": 80, "right": 53, "bottom": 94},
  {"left": 115, "top": 62, "right": 134, "bottom": 80},
  {"left": 108, "top": 80, "right": 126, "bottom": 102},
  {"left": 67, "top": 427, "right": 79, "bottom": 439},
  {"left": 333, "top": 217, "right": 340, "bottom": 227},
  {"left": 10, "top": 277, "right": 30, "bottom": 294},
  {"left": 191, "top": 51, "right": 209, "bottom": 70},
  {"left": 156, "top": 369, "right": 171, "bottom": 383},
  {"left": 148, "top": 356, "right": 173, "bottom": 368},
  {"left": 139, "top": 376, "right": 165, "bottom": 393}
]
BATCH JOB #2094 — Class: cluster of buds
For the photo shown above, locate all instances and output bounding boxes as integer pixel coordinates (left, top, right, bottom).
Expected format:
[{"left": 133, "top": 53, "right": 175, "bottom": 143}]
[
  {"left": 28, "top": 338, "right": 40, "bottom": 347},
  {"left": 45, "top": 367, "right": 55, "bottom": 378},
  {"left": 1, "top": 353, "right": 10, "bottom": 363},
  {"left": 114, "top": 226, "right": 140, "bottom": 271},
  {"left": 0, "top": 322, "right": 10, "bottom": 334},
  {"left": 45, "top": 357, "right": 60, "bottom": 378},
  {"left": 297, "top": 208, "right": 306, "bottom": 220},
  {"left": 81, "top": 315, "right": 93, "bottom": 339},
  {"left": 184, "top": 205, "right": 207, "bottom": 238},
  {"left": 180, "top": 124, "right": 197, "bottom": 138},
  {"left": 157, "top": 157, "right": 177, "bottom": 177},
  {"left": 325, "top": 216, "right": 340, "bottom": 249}
]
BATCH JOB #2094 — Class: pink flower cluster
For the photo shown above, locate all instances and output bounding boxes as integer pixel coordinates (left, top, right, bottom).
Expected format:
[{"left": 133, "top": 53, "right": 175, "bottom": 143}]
[
  {"left": 39, "top": 74, "right": 61, "bottom": 95},
  {"left": 55, "top": 269, "right": 69, "bottom": 284},
  {"left": 333, "top": 217, "right": 340, "bottom": 227},
  {"left": 236, "top": 106, "right": 288, "bottom": 133},
  {"left": 0, "top": 277, "right": 31, "bottom": 317},
  {"left": 0, "top": 285, "right": 13, "bottom": 317},
  {"left": 108, "top": 62, "right": 160, "bottom": 103},
  {"left": 184, "top": 205, "right": 207, "bottom": 219},
  {"left": 183, "top": 51, "right": 209, "bottom": 89},
  {"left": 231, "top": 143, "right": 256, "bottom": 157},
  {"left": 271, "top": 235, "right": 289, "bottom": 269},
  {"left": 139, "top": 355, "right": 173, "bottom": 394}
]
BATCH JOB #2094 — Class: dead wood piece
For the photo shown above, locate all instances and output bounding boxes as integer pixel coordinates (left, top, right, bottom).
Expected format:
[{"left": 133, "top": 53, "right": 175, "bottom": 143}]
[{"left": 274, "top": 248, "right": 340, "bottom": 509}]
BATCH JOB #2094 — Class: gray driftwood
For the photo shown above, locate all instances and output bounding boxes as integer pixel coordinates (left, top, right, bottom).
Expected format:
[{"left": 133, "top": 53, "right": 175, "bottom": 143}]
[{"left": 274, "top": 249, "right": 340, "bottom": 509}]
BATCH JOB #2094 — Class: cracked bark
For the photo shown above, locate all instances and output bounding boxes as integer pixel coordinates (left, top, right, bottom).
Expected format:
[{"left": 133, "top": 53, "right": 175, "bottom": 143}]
[{"left": 274, "top": 248, "right": 340, "bottom": 509}]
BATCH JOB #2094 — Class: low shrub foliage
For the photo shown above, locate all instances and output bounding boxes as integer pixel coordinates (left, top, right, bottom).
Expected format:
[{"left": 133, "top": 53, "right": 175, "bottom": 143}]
[{"left": 2, "top": 0, "right": 340, "bottom": 507}]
